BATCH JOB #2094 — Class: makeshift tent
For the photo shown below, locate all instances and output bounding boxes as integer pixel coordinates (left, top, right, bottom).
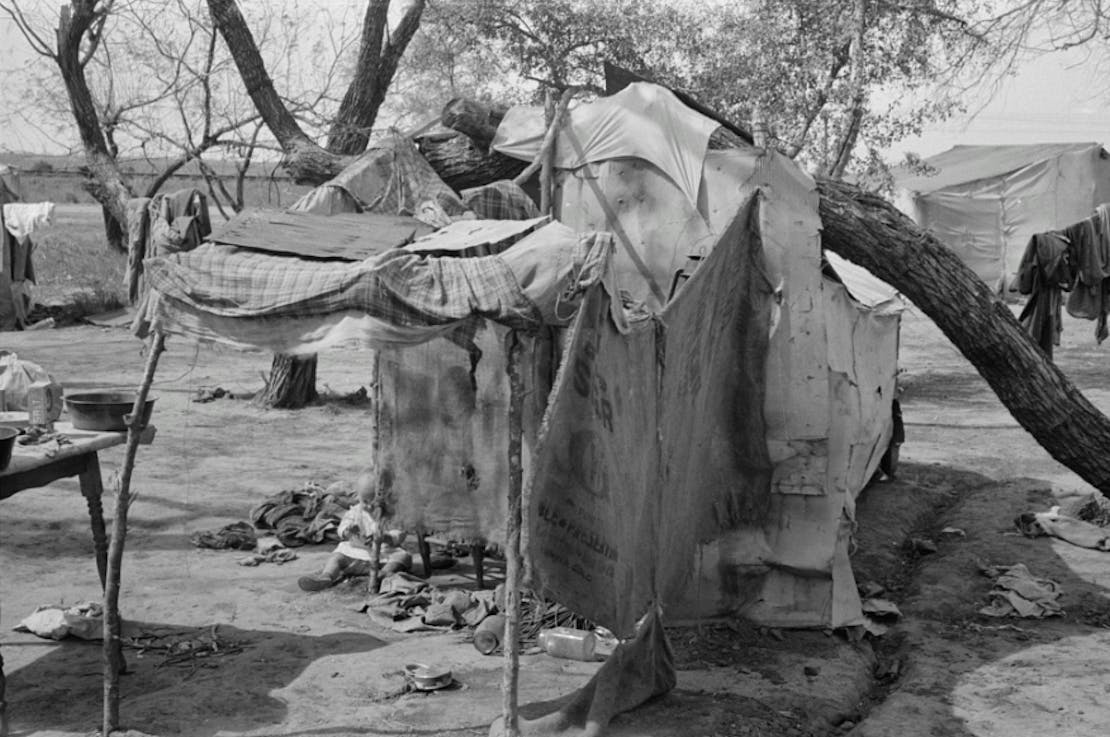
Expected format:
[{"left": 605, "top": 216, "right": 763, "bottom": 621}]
[
  {"left": 121, "top": 82, "right": 905, "bottom": 736},
  {"left": 137, "top": 84, "right": 902, "bottom": 633},
  {"left": 893, "top": 143, "right": 1110, "bottom": 291}
]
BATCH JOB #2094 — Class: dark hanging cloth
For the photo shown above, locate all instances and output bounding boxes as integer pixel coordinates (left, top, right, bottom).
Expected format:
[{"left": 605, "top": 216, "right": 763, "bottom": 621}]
[
  {"left": 1063, "top": 209, "right": 1110, "bottom": 343},
  {"left": 1017, "top": 231, "right": 1073, "bottom": 358}
]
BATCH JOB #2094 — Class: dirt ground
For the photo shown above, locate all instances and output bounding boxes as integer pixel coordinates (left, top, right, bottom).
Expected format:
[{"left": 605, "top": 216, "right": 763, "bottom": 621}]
[{"left": 3, "top": 305, "right": 1110, "bottom": 737}]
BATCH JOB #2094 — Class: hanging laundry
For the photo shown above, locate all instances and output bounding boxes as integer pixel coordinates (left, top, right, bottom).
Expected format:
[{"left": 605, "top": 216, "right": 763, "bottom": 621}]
[
  {"left": 1017, "top": 231, "right": 1073, "bottom": 357},
  {"left": 1021, "top": 201, "right": 1110, "bottom": 353}
]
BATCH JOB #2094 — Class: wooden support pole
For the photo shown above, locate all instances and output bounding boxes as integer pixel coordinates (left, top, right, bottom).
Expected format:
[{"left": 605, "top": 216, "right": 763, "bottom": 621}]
[
  {"left": 501, "top": 331, "right": 525, "bottom": 737},
  {"left": 103, "top": 330, "right": 166, "bottom": 737},
  {"left": 512, "top": 87, "right": 576, "bottom": 190},
  {"left": 367, "top": 350, "right": 384, "bottom": 596},
  {"left": 539, "top": 91, "right": 556, "bottom": 215}
]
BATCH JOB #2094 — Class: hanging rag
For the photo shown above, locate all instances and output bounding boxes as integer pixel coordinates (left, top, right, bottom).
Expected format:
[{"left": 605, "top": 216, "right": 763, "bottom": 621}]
[
  {"left": 1017, "top": 231, "right": 1073, "bottom": 357},
  {"left": 1063, "top": 215, "right": 1110, "bottom": 342},
  {"left": 2, "top": 202, "right": 54, "bottom": 240}
]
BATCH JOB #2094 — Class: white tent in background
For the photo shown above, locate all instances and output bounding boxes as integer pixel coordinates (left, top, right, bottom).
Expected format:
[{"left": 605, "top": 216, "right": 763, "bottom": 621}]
[{"left": 893, "top": 143, "right": 1110, "bottom": 292}]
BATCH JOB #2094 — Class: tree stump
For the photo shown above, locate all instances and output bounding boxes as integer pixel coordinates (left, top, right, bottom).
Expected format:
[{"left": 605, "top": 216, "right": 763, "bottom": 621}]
[{"left": 256, "top": 354, "right": 319, "bottom": 409}]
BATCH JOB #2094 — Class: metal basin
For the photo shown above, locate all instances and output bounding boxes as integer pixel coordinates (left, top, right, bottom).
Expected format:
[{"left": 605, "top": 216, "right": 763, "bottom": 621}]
[{"left": 64, "top": 392, "right": 156, "bottom": 432}]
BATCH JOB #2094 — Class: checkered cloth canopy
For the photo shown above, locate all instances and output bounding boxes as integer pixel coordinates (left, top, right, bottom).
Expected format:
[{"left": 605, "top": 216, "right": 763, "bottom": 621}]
[{"left": 461, "top": 180, "right": 540, "bottom": 221}]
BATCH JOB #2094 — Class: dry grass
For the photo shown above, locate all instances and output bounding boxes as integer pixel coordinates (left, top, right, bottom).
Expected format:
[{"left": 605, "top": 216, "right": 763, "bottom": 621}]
[{"left": 30, "top": 203, "right": 126, "bottom": 314}]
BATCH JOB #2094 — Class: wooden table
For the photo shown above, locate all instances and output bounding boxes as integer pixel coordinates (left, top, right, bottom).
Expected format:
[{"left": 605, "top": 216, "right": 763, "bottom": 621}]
[{"left": 0, "top": 417, "right": 153, "bottom": 737}]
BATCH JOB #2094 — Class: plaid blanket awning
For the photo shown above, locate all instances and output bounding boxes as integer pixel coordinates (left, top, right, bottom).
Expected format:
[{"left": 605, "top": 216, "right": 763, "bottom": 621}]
[{"left": 134, "top": 221, "right": 613, "bottom": 354}]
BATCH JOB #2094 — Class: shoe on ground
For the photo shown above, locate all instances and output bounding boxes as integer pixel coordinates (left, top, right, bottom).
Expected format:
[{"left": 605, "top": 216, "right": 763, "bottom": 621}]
[{"left": 298, "top": 574, "right": 337, "bottom": 592}]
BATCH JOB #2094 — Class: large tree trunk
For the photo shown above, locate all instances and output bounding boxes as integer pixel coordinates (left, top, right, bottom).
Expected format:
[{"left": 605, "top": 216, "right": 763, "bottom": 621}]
[
  {"left": 327, "top": 0, "right": 426, "bottom": 153},
  {"left": 55, "top": 2, "right": 132, "bottom": 249},
  {"left": 817, "top": 177, "right": 1110, "bottom": 494},
  {"left": 208, "top": 0, "right": 428, "bottom": 408}
]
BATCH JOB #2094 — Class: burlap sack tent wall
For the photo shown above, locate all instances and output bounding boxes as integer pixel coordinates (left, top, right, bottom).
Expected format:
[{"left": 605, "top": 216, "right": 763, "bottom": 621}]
[
  {"left": 893, "top": 143, "right": 1110, "bottom": 293},
  {"left": 466, "top": 82, "right": 899, "bottom": 629}
]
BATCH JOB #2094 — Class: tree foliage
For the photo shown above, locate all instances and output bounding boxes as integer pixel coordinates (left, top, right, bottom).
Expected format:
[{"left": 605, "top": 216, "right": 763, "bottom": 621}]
[{"left": 422, "top": 0, "right": 993, "bottom": 181}]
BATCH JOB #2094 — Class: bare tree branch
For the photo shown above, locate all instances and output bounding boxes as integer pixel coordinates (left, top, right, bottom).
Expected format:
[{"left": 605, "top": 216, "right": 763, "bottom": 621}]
[{"left": 0, "top": 0, "right": 57, "bottom": 58}]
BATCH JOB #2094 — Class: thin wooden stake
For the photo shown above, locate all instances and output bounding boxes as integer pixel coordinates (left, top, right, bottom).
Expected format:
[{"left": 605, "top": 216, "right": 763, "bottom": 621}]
[
  {"left": 103, "top": 330, "right": 166, "bottom": 736},
  {"left": 512, "top": 87, "right": 576, "bottom": 189},
  {"left": 539, "top": 90, "right": 556, "bottom": 215},
  {"left": 367, "top": 350, "right": 384, "bottom": 596},
  {"left": 502, "top": 331, "right": 525, "bottom": 737}
]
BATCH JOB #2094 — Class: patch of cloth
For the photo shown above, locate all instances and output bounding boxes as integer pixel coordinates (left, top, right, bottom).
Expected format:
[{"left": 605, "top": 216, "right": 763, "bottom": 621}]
[
  {"left": 237, "top": 548, "right": 298, "bottom": 566},
  {"left": 15, "top": 601, "right": 103, "bottom": 640},
  {"left": 488, "top": 607, "right": 675, "bottom": 737},
  {"left": 1015, "top": 507, "right": 1110, "bottom": 551},
  {"left": 979, "top": 563, "right": 1063, "bottom": 618},
  {"left": 190, "top": 520, "right": 257, "bottom": 551},
  {"left": 461, "top": 180, "right": 541, "bottom": 221}
]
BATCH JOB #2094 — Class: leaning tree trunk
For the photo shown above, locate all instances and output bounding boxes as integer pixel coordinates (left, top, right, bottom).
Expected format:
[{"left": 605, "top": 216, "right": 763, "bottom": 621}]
[
  {"left": 256, "top": 354, "right": 319, "bottom": 409},
  {"left": 816, "top": 177, "right": 1110, "bottom": 494},
  {"left": 53, "top": 4, "right": 133, "bottom": 249}
]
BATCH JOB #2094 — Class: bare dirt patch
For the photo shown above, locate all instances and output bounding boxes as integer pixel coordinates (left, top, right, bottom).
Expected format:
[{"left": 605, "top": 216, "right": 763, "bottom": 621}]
[{"left": 3, "top": 306, "right": 1110, "bottom": 737}]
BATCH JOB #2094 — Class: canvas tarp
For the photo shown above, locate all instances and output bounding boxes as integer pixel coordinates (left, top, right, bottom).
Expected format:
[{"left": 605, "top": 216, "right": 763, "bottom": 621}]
[
  {"left": 493, "top": 82, "right": 719, "bottom": 209},
  {"left": 290, "top": 135, "right": 471, "bottom": 221},
  {"left": 526, "top": 195, "right": 774, "bottom": 636}
]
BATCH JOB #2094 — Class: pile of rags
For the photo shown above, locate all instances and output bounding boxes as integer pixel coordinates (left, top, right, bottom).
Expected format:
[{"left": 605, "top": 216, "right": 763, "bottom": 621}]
[
  {"left": 190, "top": 482, "right": 356, "bottom": 551},
  {"left": 360, "top": 572, "right": 500, "bottom": 633},
  {"left": 250, "top": 482, "right": 357, "bottom": 547},
  {"left": 979, "top": 563, "right": 1063, "bottom": 618}
]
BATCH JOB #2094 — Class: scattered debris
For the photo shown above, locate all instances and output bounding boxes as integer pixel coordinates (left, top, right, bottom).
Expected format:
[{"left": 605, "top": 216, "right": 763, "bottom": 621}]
[
  {"left": 126, "top": 624, "right": 246, "bottom": 671},
  {"left": 861, "top": 598, "right": 903, "bottom": 620},
  {"left": 909, "top": 537, "right": 938, "bottom": 554},
  {"left": 403, "top": 663, "right": 454, "bottom": 691},
  {"left": 192, "top": 386, "right": 229, "bottom": 403},
  {"left": 237, "top": 548, "right": 298, "bottom": 566},
  {"left": 857, "top": 580, "right": 886, "bottom": 598},
  {"left": 979, "top": 563, "right": 1063, "bottom": 618}
]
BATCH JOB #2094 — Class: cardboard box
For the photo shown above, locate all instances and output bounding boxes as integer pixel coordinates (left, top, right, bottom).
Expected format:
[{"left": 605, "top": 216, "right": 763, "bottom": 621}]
[{"left": 27, "top": 380, "right": 63, "bottom": 426}]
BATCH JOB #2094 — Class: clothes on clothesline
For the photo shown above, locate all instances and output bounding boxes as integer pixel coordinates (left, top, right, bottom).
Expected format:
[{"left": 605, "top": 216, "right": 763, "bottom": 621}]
[
  {"left": 1018, "top": 203, "right": 1110, "bottom": 357},
  {"left": 2, "top": 202, "right": 54, "bottom": 241},
  {"left": 0, "top": 201, "right": 43, "bottom": 330},
  {"left": 126, "top": 189, "right": 212, "bottom": 303}
]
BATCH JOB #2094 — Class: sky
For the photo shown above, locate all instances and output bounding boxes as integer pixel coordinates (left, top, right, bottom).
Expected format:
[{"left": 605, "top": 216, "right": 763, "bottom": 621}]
[
  {"left": 888, "top": 45, "right": 1110, "bottom": 160},
  {"left": 3, "top": 4, "right": 1110, "bottom": 162}
]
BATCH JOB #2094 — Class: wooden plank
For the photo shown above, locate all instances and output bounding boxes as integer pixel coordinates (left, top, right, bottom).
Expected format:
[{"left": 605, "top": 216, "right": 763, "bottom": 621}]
[
  {"left": 403, "top": 216, "right": 548, "bottom": 257},
  {"left": 208, "top": 209, "right": 433, "bottom": 261},
  {"left": 0, "top": 420, "right": 154, "bottom": 480}
]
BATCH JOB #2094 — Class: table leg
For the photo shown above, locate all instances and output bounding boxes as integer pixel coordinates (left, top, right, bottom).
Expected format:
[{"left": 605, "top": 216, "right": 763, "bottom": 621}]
[
  {"left": 78, "top": 454, "right": 108, "bottom": 591},
  {"left": 0, "top": 647, "right": 8, "bottom": 737},
  {"left": 416, "top": 528, "right": 432, "bottom": 579},
  {"left": 472, "top": 542, "right": 485, "bottom": 589}
]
